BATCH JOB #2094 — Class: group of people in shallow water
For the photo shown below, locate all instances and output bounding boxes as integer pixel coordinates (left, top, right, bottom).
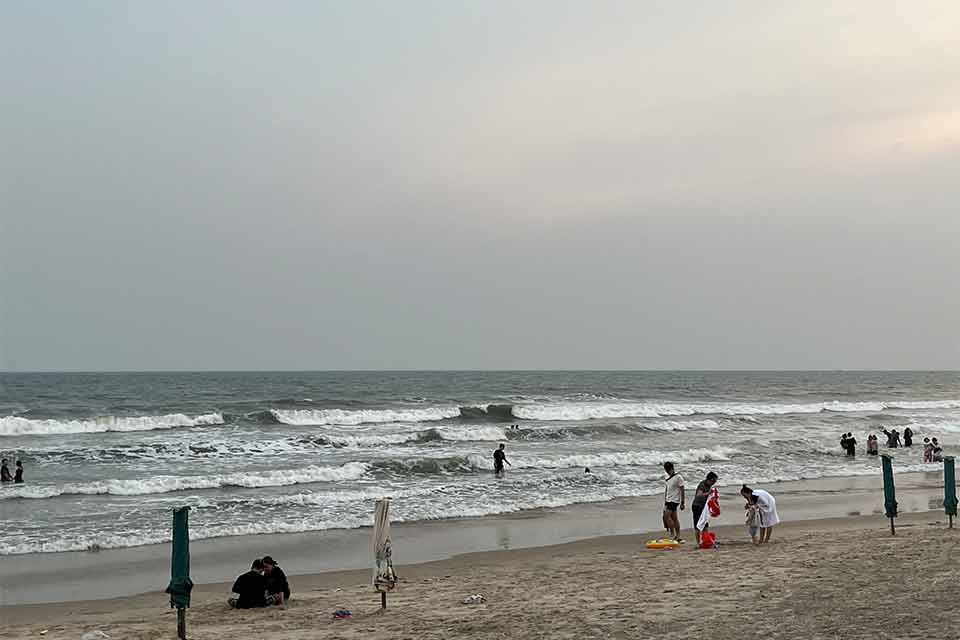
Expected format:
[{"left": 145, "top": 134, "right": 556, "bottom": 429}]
[
  {"left": 662, "top": 462, "right": 780, "bottom": 546},
  {"left": 840, "top": 428, "right": 943, "bottom": 462},
  {"left": 229, "top": 555, "right": 290, "bottom": 609},
  {"left": 0, "top": 458, "right": 24, "bottom": 484}
]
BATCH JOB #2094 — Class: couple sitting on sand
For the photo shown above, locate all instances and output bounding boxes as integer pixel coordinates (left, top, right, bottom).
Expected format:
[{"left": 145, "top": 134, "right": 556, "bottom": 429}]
[{"left": 228, "top": 555, "right": 291, "bottom": 609}]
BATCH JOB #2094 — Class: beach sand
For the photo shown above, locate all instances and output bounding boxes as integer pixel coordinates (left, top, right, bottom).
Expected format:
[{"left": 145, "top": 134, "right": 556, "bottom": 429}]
[{"left": 4, "top": 510, "right": 957, "bottom": 640}]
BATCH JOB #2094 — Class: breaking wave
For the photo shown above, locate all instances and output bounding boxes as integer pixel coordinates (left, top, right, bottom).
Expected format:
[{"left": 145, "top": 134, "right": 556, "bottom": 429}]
[
  {"left": 0, "top": 462, "right": 368, "bottom": 500},
  {"left": 270, "top": 406, "right": 461, "bottom": 426},
  {"left": 0, "top": 413, "right": 224, "bottom": 436}
]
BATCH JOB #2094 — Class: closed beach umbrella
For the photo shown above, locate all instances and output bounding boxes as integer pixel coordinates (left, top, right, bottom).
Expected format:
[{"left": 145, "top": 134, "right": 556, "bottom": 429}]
[
  {"left": 881, "top": 455, "right": 898, "bottom": 535},
  {"left": 944, "top": 456, "right": 958, "bottom": 528},
  {"left": 165, "top": 507, "right": 193, "bottom": 639},
  {"left": 372, "top": 498, "right": 398, "bottom": 608}
]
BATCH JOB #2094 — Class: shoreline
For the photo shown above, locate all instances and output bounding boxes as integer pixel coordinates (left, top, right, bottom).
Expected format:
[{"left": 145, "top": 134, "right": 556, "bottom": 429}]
[
  {"left": 1, "top": 469, "right": 950, "bottom": 609},
  {"left": 4, "top": 510, "right": 955, "bottom": 635}
]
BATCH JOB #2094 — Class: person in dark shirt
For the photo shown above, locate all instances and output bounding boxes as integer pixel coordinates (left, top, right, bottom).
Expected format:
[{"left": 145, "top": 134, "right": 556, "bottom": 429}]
[
  {"left": 262, "top": 556, "right": 290, "bottom": 607},
  {"left": 493, "top": 444, "right": 511, "bottom": 478},
  {"left": 1, "top": 459, "right": 11, "bottom": 483},
  {"left": 228, "top": 559, "right": 267, "bottom": 609},
  {"left": 691, "top": 471, "right": 718, "bottom": 545},
  {"left": 903, "top": 428, "right": 914, "bottom": 447},
  {"left": 882, "top": 428, "right": 901, "bottom": 448},
  {"left": 13, "top": 461, "right": 23, "bottom": 483},
  {"left": 845, "top": 433, "right": 857, "bottom": 457}
]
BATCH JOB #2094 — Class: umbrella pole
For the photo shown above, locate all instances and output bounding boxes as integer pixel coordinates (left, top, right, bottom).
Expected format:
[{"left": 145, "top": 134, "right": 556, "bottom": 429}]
[
  {"left": 177, "top": 607, "right": 186, "bottom": 639},
  {"left": 381, "top": 591, "right": 387, "bottom": 609},
  {"left": 889, "top": 517, "right": 895, "bottom": 536}
]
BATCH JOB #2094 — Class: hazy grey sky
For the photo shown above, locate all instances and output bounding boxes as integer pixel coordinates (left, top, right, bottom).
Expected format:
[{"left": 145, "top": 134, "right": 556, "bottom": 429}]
[{"left": 2, "top": 1, "right": 959, "bottom": 371}]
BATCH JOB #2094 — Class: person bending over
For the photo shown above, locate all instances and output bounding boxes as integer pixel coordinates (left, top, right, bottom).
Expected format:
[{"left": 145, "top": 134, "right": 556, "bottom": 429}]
[{"left": 692, "top": 471, "right": 718, "bottom": 544}]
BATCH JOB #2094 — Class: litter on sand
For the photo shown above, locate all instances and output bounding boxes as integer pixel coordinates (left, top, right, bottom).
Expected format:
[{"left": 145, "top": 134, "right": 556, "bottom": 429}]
[{"left": 462, "top": 594, "right": 486, "bottom": 605}]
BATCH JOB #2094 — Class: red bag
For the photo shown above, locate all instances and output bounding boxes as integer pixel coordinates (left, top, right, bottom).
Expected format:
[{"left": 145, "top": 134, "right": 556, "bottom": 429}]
[{"left": 699, "top": 531, "right": 717, "bottom": 549}]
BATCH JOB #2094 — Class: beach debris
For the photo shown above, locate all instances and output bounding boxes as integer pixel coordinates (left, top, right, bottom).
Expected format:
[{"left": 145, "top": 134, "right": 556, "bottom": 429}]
[
  {"left": 39, "top": 632, "right": 48, "bottom": 636},
  {"left": 332, "top": 609, "right": 353, "bottom": 619},
  {"left": 462, "top": 594, "right": 486, "bottom": 605},
  {"left": 80, "top": 632, "right": 111, "bottom": 640}
]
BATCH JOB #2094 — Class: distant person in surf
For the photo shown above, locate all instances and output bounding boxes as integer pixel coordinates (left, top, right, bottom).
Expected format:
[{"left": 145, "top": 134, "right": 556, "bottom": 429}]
[
  {"left": 13, "top": 460, "right": 23, "bottom": 484},
  {"left": 881, "top": 428, "right": 901, "bottom": 448},
  {"left": 903, "top": 427, "right": 914, "bottom": 447},
  {"left": 923, "top": 438, "right": 933, "bottom": 463},
  {"left": 931, "top": 438, "right": 943, "bottom": 462},
  {"left": 0, "top": 459, "right": 11, "bottom": 483},
  {"left": 493, "top": 443, "right": 511, "bottom": 477},
  {"left": 662, "top": 462, "right": 685, "bottom": 542},
  {"left": 866, "top": 434, "right": 879, "bottom": 456},
  {"left": 845, "top": 433, "right": 857, "bottom": 457}
]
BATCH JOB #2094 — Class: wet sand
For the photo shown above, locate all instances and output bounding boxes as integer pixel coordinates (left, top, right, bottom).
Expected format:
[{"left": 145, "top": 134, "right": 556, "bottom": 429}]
[{"left": 2, "top": 471, "right": 958, "bottom": 639}]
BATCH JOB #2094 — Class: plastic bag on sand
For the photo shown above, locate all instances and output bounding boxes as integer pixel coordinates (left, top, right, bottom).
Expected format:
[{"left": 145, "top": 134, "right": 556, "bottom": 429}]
[
  {"left": 80, "top": 632, "right": 111, "bottom": 640},
  {"left": 462, "top": 594, "right": 486, "bottom": 605}
]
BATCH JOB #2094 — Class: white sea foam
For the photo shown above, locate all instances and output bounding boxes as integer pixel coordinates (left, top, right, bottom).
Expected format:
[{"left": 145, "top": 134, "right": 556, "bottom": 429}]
[
  {"left": 466, "top": 446, "right": 739, "bottom": 471},
  {"left": 512, "top": 399, "right": 960, "bottom": 421},
  {"left": 0, "top": 462, "right": 368, "bottom": 500},
  {"left": 270, "top": 406, "right": 460, "bottom": 426},
  {"left": 0, "top": 413, "right": 224, "bottom": 436}
]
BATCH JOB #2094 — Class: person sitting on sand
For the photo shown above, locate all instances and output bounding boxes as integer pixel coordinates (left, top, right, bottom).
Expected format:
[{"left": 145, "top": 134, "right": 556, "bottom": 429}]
[
  {"left": 866, "top": 435, "right": 879, "bottom": 456},
  {"left": 903, "top": 427, "right": 914, "bottom": 448},
  {"left": 744, "top": 494, "right": 761, "bottom": 544},
  {"left": 493, "top": 443, "right": 511, "bottom": 478},
  {"left": 13, "top": 460, "right": 23, "bottom": 483},
  {"left": 740, "top": 485, "right": 779, "bottom": 544},
  {"left": 662, "top": 461, "right": 685, "bottom": 542},
  {"left": 229, "top": 559, "right": 269, "bottom": 609},
  {"left": 262, "top": 556, "right": 290, "bottom": 608},
  {"left": 692, "top": 471, "right": 718, "bottom": 545},
  {"left": 0, "top": 459, "right": 11, "bottom": 483}
]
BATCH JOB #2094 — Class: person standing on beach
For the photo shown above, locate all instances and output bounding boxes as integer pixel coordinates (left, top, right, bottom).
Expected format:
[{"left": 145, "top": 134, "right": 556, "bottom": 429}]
[
  {"left": 493, "top": 443, "right": 511, "bottom": 478},
  {"left": 691, "top": 471, "right": 718, "bottom": 544},
  {"left": 662, "top": 462, "right": 685, "bottom": 542},
  {"left": 740, "top": 485, "right": 779, "bottom": 544}
]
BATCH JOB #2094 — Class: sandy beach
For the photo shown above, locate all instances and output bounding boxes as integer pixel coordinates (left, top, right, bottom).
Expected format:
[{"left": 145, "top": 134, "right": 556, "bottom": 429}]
[{"left": 4, "top": 490, "right": 958, "bottom": 639}]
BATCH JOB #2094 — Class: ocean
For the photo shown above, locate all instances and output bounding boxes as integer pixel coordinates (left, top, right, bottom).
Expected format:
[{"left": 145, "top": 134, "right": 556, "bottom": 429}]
[{"left": 1, "top": 371, "right": 957, "bottom": 556}]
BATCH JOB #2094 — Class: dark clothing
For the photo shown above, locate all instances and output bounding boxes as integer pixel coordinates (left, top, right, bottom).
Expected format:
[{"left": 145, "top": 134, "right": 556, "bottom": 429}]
[
  {"left": 493, "top": 449, "right": 506, "bottom": 472},
  {"left": 882, "top": 429, "right": 900, "bottom": 448},
  {"left": 231, "top": 570, "right": 267, "bottom": 609},
  {"left": 13, "top": 467, "right": 23, "bottom": 483},
  {"left": 664, "top": 501, "right": 679, "bottom": 512},
  {"left": 903, "top": 429, "right": 913, "bottom": 447},
  {"left": 0, "top": 465, "right": 11, "bottom": 482},
  {"left": 692, "top": 481, "right": 712, "bottom": 509},
  {"left": 264, "top": 566, "right": 290, "bottom": 600},
  {"left": 846, "top": 438, "right": 857, "bottom": 456},
  {"left": 692, "top": 503, "right": 705, "bottom": 529}
]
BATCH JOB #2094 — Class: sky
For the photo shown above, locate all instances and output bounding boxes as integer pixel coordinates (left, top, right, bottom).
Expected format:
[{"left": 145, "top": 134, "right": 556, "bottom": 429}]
[{"left": 2, "top": 1, "right": 959, "bottom": 371}]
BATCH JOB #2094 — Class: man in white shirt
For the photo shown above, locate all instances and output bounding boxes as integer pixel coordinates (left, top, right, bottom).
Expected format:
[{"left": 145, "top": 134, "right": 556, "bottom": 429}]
[{"left": 662, "top": 461, "right": 685, "bottom": 542}]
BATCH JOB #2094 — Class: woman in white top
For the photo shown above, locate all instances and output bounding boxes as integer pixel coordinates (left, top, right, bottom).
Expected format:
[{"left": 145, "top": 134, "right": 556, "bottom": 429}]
[{"left": 740, "top": 485, "right": 779, "bottom": 544}]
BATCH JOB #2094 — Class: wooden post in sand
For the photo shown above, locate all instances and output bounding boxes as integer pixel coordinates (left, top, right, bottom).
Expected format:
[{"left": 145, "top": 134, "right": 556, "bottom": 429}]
[{"left": 881, "top": 455, "right": 898, "bottom": 536}]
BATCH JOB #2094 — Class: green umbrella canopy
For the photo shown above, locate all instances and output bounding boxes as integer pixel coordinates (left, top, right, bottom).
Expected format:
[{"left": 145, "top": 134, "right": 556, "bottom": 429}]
[
  {"left": 944, "top": 457, "right": 958, "bottom": 517},
  {"left": 165, "top": 507, "right": 193, "bottom": 609},
  {"left": 881, "top": 455, "right": 898, "bottom": 519}
]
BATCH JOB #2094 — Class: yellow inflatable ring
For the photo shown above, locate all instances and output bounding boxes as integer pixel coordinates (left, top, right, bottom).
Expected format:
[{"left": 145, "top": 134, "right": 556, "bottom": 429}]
[{"left": 645, "top": 538, "right": 680, "bottom": 550}]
